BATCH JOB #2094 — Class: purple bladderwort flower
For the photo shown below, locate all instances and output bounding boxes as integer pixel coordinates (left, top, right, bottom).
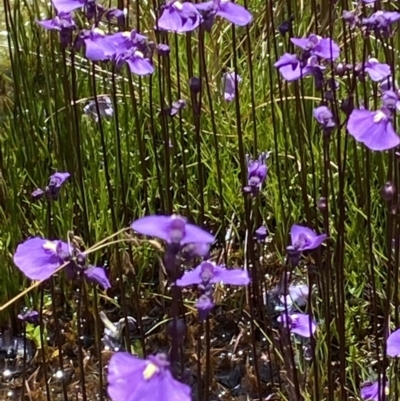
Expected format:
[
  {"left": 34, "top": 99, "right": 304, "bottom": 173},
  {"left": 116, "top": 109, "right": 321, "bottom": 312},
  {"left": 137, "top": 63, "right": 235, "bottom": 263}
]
[
  {"left": 176, "top": 261, "right": 250, "bottom": 287},
  {"left": 13, "top": 237, "right": 71, "bottom": 281},
  {"left": 177, "top": 261, "right": 249, "bottom": 321},
  {"left": 313, "top": 105, "right": 335, "bottom": 132},
  {"left": 386, "top": 328, "right": 400, "bottom": 357},
  {"left": 286, "top": 224, "right": 326, "bottom": 267},
  {"left": 255, "top": 225, "right": 268, "bottom": 242},
  {"left": 104, "top": 8, "right": 125, "bottom": 24},
  {"left": 31, "top": 188, "right": 45, "bottom": 200},
  {"left": 360, "top": 378, "right": 389, "bottom": 401},
  {"left": 195, "top": 0, "right": 252, "bottom": 30},
  {"left": 342, "top": 10, "right": 358, "bottom": 29},
  {"left": 115, "top": 47, "right": 154, "bottom": 76},
  {"left": 84, "top": 96, "right": 113, "bottom": 122},
  {"left": 107, "top": 352, "right": 191, "bottom": 401},
  {"left": 17, "top": 310, "right": 39, "bottom": 324},
  {"left": 168, "top": 99, "right": 186, "bottom": 116},
  {"left": 222, "top": 72, "right": 241, "bottom": 101},
  {"left": 289, "top": 225, "right": 327, "bottom": 251},
  {"left": 32, "top": 172, "right": 70, "bottom": 201},
  {"left": 157, "top": 43, "right": 170, "bottom": 56},
  {"left": 347, "top": 107, "right": 400, "bottom": 151},
  {"left": 36, "top": 12, "right": 76, "bottom": 48},
  {"left": 13, "top": 237, "right": 110, "bottom": 289},
  {"left": 77, "top": 28, "right": 117, "bottom": 61},
  {"left": 277, "top": 313, "right": 317, "bottom": 337},
  {"left": 131, "top": 214, "right": 215, "bottom": 247},
  {"left": 280, "top": 284, "right": 309, "bottom": 310},
  {"left": 274, "top": 53, "right": 325, "bottom": 82},
  {"left": 362, "top": 11, "right": 400, "bottom": 36},
  {"left": 243, "top": 152, "right": 269, "bottom": 195},
  {"left": 381, "top": 90, "right": 400, "bottom": 112},
  {"left": 363, "top": 58, "right": 391, "bottom": 82},
  {"left": 291, "top": 33, "right": 340, "bottom": 60},
  {"left": 157, "top": 0, "right": 202, "bottom": 33}
]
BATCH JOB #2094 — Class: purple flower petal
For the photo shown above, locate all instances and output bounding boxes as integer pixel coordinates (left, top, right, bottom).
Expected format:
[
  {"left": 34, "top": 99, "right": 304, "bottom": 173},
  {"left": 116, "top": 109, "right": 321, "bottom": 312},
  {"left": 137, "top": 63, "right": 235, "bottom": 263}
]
[
  {"left": 158, "top": 6, "right": 183, "bottom": 31},
  {"left": 223, "top": 72, "right": 241, "bottom": 101},
  {"left": 290, "top": 224, "right": 326, "bottom": 251},
  {"left": 131, "top": 215, "right": 215, "bottom": 246},
  {"left": 364, "top": 58, "right": 391, "bottom": 82},
  {"left": 84, "top": 266, "right": 111, "bottom": 290},
  {"left": 216, "top": 1, "right": 252, "bottom": 26},
  {"left": 360, "top": 379, "right": 389, "bottom": 401},
  {"left": 13, "top": 237, "right": 68, "bottom": 281},
  {"left": 278, "top": 313, "right": 317, "bottom": 337},
  {"left": 347, "top": 108, "right": 400, "bottom": 151},
  {"left": 125, "top": 53, "right": 154, "bottom": 76},
  {"left": 107, "top": 353, "right": 191, "bottom": 401},
  {"left": 176, "top": 261, "right": 250, "bottom": 286},
  {"left": 51, "top": 0, "right": 85, "bottom": 13},
  {"left": 213, "top": 266, "right": 250, "bottom": 285},
  {"left": 387, "top": 328, "right": 400, "bottom": 357}
]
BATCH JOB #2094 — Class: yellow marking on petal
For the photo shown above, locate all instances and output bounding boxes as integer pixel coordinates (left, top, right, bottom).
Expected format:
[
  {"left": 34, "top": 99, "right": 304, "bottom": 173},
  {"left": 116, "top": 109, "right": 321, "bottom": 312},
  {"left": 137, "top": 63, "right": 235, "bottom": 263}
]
[
  {"left": 135, "top": 50, "right": 144, "bottom": 58},
  {"left": 173, "top": 1, "right": 183, "bottom": 10},
  {"left": 93, "top": 27, "right": 105, "bottom": 36},
  {"left": 43, "top": 241, "right": 58, "bottom": 253},
  {"left": 122, "top": 31, "right": 131, "bottom": 38},
  {"left": 142, "top": 362, "right": 159, "bottom": 380},
  {"left": 385, "top": 387, "right": 390, "bottom": 396}
]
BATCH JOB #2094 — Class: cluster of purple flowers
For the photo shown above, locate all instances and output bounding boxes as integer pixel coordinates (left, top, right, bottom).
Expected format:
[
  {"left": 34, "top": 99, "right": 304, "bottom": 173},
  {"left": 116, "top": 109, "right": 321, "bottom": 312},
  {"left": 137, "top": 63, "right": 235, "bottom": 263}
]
[{"left": 36, "top": 0, "right": 252, "bottom": 76}]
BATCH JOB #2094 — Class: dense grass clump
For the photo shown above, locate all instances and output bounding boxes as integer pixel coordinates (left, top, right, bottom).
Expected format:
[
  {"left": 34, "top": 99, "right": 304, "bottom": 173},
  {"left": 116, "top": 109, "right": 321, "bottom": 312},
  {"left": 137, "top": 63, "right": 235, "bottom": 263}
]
[{"left": 1, "top": 0, "right": 400, "bottom": 400}]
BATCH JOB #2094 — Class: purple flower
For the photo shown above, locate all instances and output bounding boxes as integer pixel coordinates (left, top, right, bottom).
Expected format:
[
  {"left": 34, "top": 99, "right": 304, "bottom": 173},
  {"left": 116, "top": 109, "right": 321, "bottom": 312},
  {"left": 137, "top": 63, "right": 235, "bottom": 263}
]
[
  {"left": 277, "top": 313, "right": 317, "bottom": 337},
  {"left": 222, "top": 72, "right": 241, "bottom": 101},
  {"left": 36, "top": 12, "right": 76, "bottom": 48},
  {"left": 78, "top": 28, "right": 117, "bottom": 61},
  {"left": 289, "top": 224, "right": 326, "bottom": 252},
  {"left": 387, "top": 328, "right": 400, "bottom": 357},
  {"left": 116, "top": 48, "right": 154, "bottom": 76},
  {"left": 347, "top": 108, "right": 400, "bottom": 151},
  {"left": 343, "top": 10, "right": 358, "bottom": 28},
  {"left": 32, "top": 171, "right": 69, "bottom": 200},
  {"left": 362, "top": 11, "right": 400, "bottom": 30},
  {"left": 382, "top": 90, "right": 400, "bottom": 111},
  {"left": 157, "top": 0, "right": 202, "bottom": 33},
  {"left": 131, "top": 214, "right": 215, "bottom": 246},
  {"left": 364, "top": 58, "right": 391, "bottom": 82},
  {"left": 84, "top": 266, "right": 111, "bottom": 290},
  {"left": 107, "top": 352, "right": 191, "bottom": 401},
  {"left": 157, "top": 43, "right": 170, "bottom": 56},
  {"left": 51, "top": 0, "right": 85, "bottom": 13},
  {"left": 195, "top": 0, "right": 252, "bottom": 27},
  {"left": 243, "top": 152, "right": 269, "bottom": 194},
  {"left": 31, "top": 188, "right": 45, "bottom": 200},
  {"left": 13, "top": 237, "right": 70, "bottom": 281},
  {"left": 18, "top": 310, "right": 39, "bottom": 324},
  {"left": 255, "top": 225, "right": 268, "bottom": 242},
  {"left": 176, "top": 261, "right": 250, "bottom": 287},
  {"left": 291, "top": 34, "right": 340, "bottom": 60},
  {"left": 280, "top": 284, "right": 309, "bottom": 309},
  {"left": 360, "top": 379, "right": 389, "bottom": 401},
  {"left": 168, "top": 99, "right": 186, "bottom": 116},
  {"left": 84, "top": 96, "right": 114, "bottom": 122},
  {"left": 196, "top": 294, "right": 214, "bottom": 321},
  {"left": 313, "top": 106, "right": 335, "bottom": 131},
  {"left": 274, "top": 53, "right": 325, "bottom": 82},
  {"left": 104, "top": 8, "right": 125, "bottom": 24}
]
